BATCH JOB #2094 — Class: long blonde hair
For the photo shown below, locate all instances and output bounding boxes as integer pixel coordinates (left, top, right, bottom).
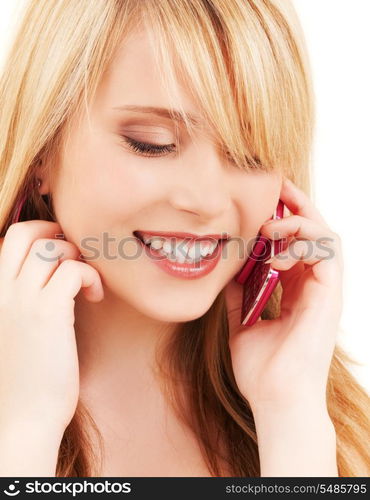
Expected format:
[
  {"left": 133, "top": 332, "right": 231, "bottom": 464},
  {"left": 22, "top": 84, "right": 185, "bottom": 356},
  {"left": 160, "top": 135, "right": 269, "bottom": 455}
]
[{"left": 0, "top": 0, "right": 369, "bottom": 476}]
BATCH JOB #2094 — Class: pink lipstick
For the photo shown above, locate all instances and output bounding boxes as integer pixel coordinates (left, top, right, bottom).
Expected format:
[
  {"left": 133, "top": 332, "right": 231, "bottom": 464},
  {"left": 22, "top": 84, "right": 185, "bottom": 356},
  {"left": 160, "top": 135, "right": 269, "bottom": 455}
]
[{"left": 134, "top": 232, "right": 228, "bottom": 279}]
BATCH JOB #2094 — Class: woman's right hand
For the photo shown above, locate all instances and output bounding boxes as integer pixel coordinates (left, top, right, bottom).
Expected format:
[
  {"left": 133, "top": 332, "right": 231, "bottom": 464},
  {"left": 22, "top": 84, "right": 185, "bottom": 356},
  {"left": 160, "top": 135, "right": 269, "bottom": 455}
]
[{"left": 0, "top": 220, "right": 104, "bottom": 436}]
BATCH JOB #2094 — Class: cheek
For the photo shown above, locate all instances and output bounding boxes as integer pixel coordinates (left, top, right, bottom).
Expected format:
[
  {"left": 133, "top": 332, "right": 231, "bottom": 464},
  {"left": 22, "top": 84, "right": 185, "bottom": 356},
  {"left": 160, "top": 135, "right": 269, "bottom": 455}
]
[
  {"left": 233, "top": 173, "right": 281, "bottom": 239},
  {"left": 55, "top": 133, "right": 166, "bottom": 229}
]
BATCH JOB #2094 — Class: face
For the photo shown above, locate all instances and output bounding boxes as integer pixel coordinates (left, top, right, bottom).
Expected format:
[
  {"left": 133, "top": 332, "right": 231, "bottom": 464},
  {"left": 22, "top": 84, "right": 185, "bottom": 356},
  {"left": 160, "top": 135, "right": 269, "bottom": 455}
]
[{"left": 44, "top": 28, "right": 282, "bottom": 322}]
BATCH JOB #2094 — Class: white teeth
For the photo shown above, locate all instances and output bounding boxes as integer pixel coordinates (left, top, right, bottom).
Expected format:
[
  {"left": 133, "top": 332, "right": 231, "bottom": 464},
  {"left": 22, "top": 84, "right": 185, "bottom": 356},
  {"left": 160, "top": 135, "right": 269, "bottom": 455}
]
[
  {"left": 186, "top": 242, "right": 196, "bottom": 260},
  {"left": 211, "top": 241, "right": 218, "bottom": 252},
  {"left": 200, "top": 243, "right": 211, "bottom": 257},
  {"left": 140, "top": 234, "right": 220, "bottom": 262},
  {"left": 174, "top": 245, "right": 186, "bottom": 263},
  {"left": 162, "top": 240, "right": 173, "bottom": 254},
  {"left": 200, "top": 241, "right": 218, "bottom": 256},
  {"left": 187, "top": 241, "right": 212, "bottom": 260},
  {"left": 142, "top": 235, "right": 162, "bottom": 247},
  {"left": 149, "top": 238, "right": 163, "bottom": 250}
]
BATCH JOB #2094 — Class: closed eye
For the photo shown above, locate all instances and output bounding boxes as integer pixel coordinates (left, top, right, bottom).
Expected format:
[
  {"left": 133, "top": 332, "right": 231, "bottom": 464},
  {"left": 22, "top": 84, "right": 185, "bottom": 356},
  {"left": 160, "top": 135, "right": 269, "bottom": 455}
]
[
  {"left": 120, "top": 134, "right": 263, "bottom": 169},
  {"left": 120, "top": 135, "right": 176, "bottom": 157}
]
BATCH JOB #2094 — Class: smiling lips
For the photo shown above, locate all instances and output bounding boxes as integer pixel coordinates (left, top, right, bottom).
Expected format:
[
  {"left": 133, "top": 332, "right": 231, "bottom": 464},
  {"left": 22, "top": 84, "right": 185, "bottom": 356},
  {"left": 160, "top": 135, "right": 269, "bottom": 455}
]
[
  {"left": 133, "top": 229, "right": 229, "bottom": 279},
  {"left": 133, "top": 229, "right": 230, "bottom": 243}
]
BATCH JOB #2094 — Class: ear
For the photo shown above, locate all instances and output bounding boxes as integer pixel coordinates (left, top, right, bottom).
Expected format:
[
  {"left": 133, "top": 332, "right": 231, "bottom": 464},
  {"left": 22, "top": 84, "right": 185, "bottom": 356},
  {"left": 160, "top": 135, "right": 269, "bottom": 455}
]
[{"left": 34, "top": 158, "right": 51, "bottom": 195}]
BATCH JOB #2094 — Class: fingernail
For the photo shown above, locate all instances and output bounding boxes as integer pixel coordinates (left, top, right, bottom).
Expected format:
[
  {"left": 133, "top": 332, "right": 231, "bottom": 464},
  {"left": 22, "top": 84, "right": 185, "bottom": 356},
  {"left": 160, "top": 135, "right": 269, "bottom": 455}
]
[{"left": 265, "top": 257, "right": 273, "bottom": 264}]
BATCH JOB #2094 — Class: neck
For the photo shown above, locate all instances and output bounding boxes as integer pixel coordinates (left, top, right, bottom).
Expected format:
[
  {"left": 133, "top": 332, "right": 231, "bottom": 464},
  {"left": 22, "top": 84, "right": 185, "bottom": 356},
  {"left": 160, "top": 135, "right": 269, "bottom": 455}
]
[{"left": 74, "top": 286, "right": 177, "bottom": 406}]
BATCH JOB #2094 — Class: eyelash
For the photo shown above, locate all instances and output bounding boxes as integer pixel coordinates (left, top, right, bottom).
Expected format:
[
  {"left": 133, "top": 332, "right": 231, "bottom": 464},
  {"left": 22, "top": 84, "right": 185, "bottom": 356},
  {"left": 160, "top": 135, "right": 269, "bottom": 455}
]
[
  {"left": 121, "top": 135, "right": 176, "bottom": 157},
  {"left": 120, "top": 134, "right": 260, "bottom": 169}
]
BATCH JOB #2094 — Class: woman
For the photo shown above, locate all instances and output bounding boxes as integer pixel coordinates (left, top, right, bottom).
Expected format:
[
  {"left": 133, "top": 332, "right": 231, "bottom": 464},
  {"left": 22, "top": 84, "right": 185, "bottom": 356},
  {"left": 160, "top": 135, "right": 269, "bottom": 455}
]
[{"left": 0, "top": 0, "right": 369, "bottom": 477}]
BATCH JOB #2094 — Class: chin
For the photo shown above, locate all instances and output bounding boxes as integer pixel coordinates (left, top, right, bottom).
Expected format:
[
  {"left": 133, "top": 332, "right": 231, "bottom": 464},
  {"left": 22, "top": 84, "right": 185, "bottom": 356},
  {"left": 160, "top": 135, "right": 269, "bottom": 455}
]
[
  {"left": 135, "top": 295, "right": 215, "bottom": 323},
  {"left": 106, "top": 275, "right": 219, "bottom": 322}
]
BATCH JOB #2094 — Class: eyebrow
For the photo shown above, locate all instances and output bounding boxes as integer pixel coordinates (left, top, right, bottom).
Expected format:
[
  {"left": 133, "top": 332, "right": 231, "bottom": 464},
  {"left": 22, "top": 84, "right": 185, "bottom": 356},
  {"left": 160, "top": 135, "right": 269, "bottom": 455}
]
[{"left": 111, "top": 104, "right": 202, "bottom": 127}]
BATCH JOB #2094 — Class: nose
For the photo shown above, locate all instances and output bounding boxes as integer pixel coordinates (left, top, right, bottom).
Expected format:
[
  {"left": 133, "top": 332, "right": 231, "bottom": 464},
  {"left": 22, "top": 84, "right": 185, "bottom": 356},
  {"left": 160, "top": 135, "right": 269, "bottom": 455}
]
[{"left": 168, "top": 144, "right": 232, "bottom": 218}]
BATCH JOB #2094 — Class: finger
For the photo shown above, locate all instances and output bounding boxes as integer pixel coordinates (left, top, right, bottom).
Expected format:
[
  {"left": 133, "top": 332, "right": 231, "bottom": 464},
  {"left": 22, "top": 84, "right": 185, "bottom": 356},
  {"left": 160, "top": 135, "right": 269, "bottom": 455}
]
[
  {"left": 0, "top": 221, "right": 63, "bottom": 282},
  {"left": 275, "top": 259, "right": 306, "bottom": 293},
  {"left": 42, "top": 259, "right": 104, "bottom": 303},
  {"left": 17, "top": 238, "right": 82, "bottom": 289},
  {"left": 261, "top": 214, "right": 333, "bottom": 240},
  {"left": 280, "top": 177, "right": 331, "bottom": 228},
  {"left": 268, "top": 238, "right": 341, "bottom": 288},
  {"left": 260, "top": 215, "right": 343, "bottom": 269},
  {"left": 268, "top": 239, "right": 336, "bottom": 267}
]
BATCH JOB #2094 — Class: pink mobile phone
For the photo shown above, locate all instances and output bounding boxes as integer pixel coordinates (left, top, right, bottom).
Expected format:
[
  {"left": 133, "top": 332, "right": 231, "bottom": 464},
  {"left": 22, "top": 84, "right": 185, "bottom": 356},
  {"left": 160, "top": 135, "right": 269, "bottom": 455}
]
[{"left": 234, "top": 199, "right": 285, "bottom": 326}]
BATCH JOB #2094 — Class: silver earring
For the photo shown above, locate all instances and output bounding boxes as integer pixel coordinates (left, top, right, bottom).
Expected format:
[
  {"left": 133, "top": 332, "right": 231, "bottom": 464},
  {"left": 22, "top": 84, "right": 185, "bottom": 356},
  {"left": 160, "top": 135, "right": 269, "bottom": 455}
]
[{"left": 37, "top": 178, "right": 41, "bottom": 188}]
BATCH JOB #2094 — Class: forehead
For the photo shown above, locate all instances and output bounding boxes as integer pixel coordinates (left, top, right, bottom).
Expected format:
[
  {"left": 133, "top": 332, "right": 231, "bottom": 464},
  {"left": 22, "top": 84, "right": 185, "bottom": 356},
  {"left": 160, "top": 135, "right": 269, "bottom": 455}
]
[{"left": 94, "top": 28, "right": 207, "bottom": 131}]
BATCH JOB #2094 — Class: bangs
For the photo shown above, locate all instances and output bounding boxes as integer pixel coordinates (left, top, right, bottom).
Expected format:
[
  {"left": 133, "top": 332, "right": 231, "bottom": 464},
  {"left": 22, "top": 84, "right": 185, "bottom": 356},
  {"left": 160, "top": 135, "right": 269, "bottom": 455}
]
[{"left": 139, "top": 0, "right": 313, "bottom": 175}]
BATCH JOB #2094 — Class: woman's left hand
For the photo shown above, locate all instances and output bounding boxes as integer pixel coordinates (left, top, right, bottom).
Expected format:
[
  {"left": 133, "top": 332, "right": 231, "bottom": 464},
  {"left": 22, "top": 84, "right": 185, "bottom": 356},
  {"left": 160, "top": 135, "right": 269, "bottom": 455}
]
[{"left": 224, "top": 177, "right": 343, "bottom": 415}]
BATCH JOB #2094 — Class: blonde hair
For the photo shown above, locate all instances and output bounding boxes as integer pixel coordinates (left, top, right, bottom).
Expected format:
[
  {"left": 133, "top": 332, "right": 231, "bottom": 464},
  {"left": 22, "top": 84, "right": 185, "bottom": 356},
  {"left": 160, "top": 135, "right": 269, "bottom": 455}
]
[{"left": 1, "top": 0, "right": 369, "bottom": 476}]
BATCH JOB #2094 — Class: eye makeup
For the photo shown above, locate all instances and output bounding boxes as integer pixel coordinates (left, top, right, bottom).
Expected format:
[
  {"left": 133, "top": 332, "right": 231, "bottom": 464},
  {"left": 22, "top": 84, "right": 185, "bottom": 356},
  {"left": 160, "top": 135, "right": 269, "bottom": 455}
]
[{"left": 120, "top": 135, "right": 176, "bottom": 157}]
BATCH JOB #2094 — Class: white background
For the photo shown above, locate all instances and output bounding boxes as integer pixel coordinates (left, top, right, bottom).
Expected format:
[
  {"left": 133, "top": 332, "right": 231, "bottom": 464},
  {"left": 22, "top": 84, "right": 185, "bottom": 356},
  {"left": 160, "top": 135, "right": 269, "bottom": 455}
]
[
  {"left": 1, "top": 1, "right": 369, "bottom": 393},
  {"left": 291, "top": 0, "right": 370, "bottom": 394}
]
